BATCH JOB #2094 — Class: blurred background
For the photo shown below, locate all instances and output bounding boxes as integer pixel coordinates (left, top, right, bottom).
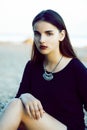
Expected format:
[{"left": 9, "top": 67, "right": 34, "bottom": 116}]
[
  {"left": 0, "top": 0, "right": 87, "bottom": 126},
  {"left": 0, "top": 0, "right": 87, "bottom": 46}
]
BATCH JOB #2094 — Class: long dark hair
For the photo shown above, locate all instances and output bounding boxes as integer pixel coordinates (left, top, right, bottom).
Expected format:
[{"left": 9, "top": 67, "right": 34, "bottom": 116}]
[{"left": 31, "top": 9, "right": 77, "bottom": 63}]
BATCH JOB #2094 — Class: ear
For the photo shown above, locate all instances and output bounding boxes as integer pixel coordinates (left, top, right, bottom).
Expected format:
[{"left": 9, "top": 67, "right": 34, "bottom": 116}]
[{"left": 59, "top": 30, "right": 66, "bottom": 41}]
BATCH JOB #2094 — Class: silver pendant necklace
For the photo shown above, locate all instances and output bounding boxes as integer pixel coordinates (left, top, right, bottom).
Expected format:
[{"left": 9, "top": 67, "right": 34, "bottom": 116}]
[{"left": 43, "top": 56, "right": 63, "bottom": 81}]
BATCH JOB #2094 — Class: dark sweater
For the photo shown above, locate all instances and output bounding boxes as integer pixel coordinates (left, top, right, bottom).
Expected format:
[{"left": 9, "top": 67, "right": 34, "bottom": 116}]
[{"left": 16, "top": 58, "right": 87, "bottom": 130}]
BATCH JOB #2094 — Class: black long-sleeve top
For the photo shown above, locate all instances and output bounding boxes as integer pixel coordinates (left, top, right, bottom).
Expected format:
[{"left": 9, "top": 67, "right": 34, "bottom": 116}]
[{"left": 16, "top": 58, "right": 87, "bottom": 130}]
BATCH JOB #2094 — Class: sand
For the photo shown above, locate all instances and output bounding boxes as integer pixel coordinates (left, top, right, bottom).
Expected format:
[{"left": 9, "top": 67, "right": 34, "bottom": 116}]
[{"left": 0, "top": 42, "right": 32, "bottom": 110}]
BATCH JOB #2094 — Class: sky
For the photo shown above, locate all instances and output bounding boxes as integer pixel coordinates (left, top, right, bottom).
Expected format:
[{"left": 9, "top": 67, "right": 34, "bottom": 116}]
[{"left": 0, "top": 0, "right": 87, "bottom": 46}]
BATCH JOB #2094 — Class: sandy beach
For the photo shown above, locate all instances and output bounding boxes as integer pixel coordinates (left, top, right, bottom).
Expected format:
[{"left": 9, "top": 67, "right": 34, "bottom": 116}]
[
  {"left": 0, "top": 42, "right": 32, "bottom": 110},
  {"left": 0, "top": 42, "right": 87, "bottom": 125}
]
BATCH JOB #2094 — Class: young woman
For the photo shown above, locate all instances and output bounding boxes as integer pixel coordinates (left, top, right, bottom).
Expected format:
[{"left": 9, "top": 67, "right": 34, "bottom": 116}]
[{"left": 0, "top": 9, "right": 87, "bottom": 130}]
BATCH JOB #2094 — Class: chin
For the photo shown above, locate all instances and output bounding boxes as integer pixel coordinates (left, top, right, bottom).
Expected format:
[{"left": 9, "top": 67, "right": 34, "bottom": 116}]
[
  {"left": 40, "top": 52, "right": 50, "bottom": 55},
  {"left": 39, "top": 50, "right": 49, "bottom": 55}
]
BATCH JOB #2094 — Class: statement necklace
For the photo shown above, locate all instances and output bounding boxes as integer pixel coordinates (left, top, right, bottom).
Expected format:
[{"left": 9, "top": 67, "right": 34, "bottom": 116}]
[{"left": 43, "top": 56, "right": 63, "bottom": 81}]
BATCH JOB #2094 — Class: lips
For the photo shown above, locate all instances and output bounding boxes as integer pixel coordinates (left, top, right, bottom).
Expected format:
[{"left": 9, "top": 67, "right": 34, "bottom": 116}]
[{"left": 40, "top": 45, "right": 48, "bottom": 50}]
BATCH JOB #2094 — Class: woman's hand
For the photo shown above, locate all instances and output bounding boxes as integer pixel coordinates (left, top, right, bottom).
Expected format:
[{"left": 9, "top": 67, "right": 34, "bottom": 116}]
[{"left": 19, "top": 93, "right": 44, "bottom": 120}]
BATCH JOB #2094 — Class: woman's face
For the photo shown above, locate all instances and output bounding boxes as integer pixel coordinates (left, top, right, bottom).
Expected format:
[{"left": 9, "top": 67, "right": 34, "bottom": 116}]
[{"left": 33, "top": 21, "right": 64, "bottom": 55}]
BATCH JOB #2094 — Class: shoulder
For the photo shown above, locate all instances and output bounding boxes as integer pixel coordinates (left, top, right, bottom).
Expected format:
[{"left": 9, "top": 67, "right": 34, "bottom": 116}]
[
  {"left": 62, "top": 57, "right": 87, "bottom": 73},
  {"left": 25, "top": 60, "right": 35, "bottom": 69},
  {"left": 25, "top": 60, "right": 32, "bottom": 66},
  {"left": 23, "top": 60, "right": 34, "bottom": 74},
  {"left": 24, "top": 60, "right": 42, "bottom": 71},
  {"left": 69, "top": 58, "right": 87, "bottom": 76},
  {"left": 70, "top": 58, "right": 87, "bottom": 69}
]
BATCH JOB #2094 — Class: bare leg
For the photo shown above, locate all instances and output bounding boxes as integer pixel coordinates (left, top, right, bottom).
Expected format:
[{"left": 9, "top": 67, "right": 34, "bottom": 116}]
[
  {"left": 0, "top": 98, "right": 67, "bottom": 130},
  {"left": 0, "top": 99, "right": 22, "bottom": 130},
  {"left": 22, "top": 112, "right": 67, "bottom": 130}
]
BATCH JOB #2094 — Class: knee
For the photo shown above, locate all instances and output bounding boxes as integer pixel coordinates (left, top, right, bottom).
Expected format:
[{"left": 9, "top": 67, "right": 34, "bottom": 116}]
[
  {"left": 7, "top": 98, "right": 22, "bottom": 110},
  {"left": 10, "top": 98, "right": 21, "bottom": 105}
]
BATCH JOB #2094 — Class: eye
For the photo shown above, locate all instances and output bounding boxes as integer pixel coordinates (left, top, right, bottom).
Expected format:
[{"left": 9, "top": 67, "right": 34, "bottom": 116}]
[
  {"left": 46, "top": 31, "right": 53, "bottom": 36},
  {"left": 34, "top": 31, "right": 40, "bottom": 37}
]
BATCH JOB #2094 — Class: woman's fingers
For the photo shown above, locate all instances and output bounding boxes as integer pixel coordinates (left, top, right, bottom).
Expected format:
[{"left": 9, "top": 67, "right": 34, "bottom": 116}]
[
  {"left": 25, "top": 105, "right": 32, "bottom": 118},
  {"left": 20, "top": 94, "right": 44, "bottom": 120},
  {"left": 37, "top": 101, "right": 44, "bottom": 118},
  {"left": 33, "top": 104, "right": 40, "bottom": 119},
  {"left": 29, "top": 101, "right": 41, "bottom": 119},
  {"left": 29, "top": 100, "right": 44, "bottom": 120},
  {"left": 29, "top": 104, "right": 36, "bottom": 119}
]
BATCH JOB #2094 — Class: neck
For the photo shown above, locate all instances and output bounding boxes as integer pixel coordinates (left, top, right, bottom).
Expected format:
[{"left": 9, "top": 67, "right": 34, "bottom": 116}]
[
  {"left": 44, "top": 53, "right": 62, "bottom": 65},
  {"left": 44, "top": 55, "right": 63, "bottom": 72}
]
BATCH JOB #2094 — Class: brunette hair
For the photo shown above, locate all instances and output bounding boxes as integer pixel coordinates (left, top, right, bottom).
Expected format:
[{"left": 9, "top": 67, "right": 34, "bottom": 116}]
[{"left": 31, "top": 9, "right": 77, "bottom": 63}]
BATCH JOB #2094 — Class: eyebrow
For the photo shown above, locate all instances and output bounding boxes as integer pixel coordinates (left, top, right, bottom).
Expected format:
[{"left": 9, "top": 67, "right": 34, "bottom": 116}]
[
  {"left": 34, "top": 30, "right": 54, "bottom": 33},
  {"left": 45, "top": 30, "right": 54, "bottom": 33},
  {"left": 34, "top": 30, "right": 40, "bottom": 33}
]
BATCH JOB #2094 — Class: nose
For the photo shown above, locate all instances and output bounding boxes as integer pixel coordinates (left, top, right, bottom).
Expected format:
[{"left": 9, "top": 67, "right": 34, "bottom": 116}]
[{"left": 40, "top": 35, "right": 45, "bottom": 43}]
